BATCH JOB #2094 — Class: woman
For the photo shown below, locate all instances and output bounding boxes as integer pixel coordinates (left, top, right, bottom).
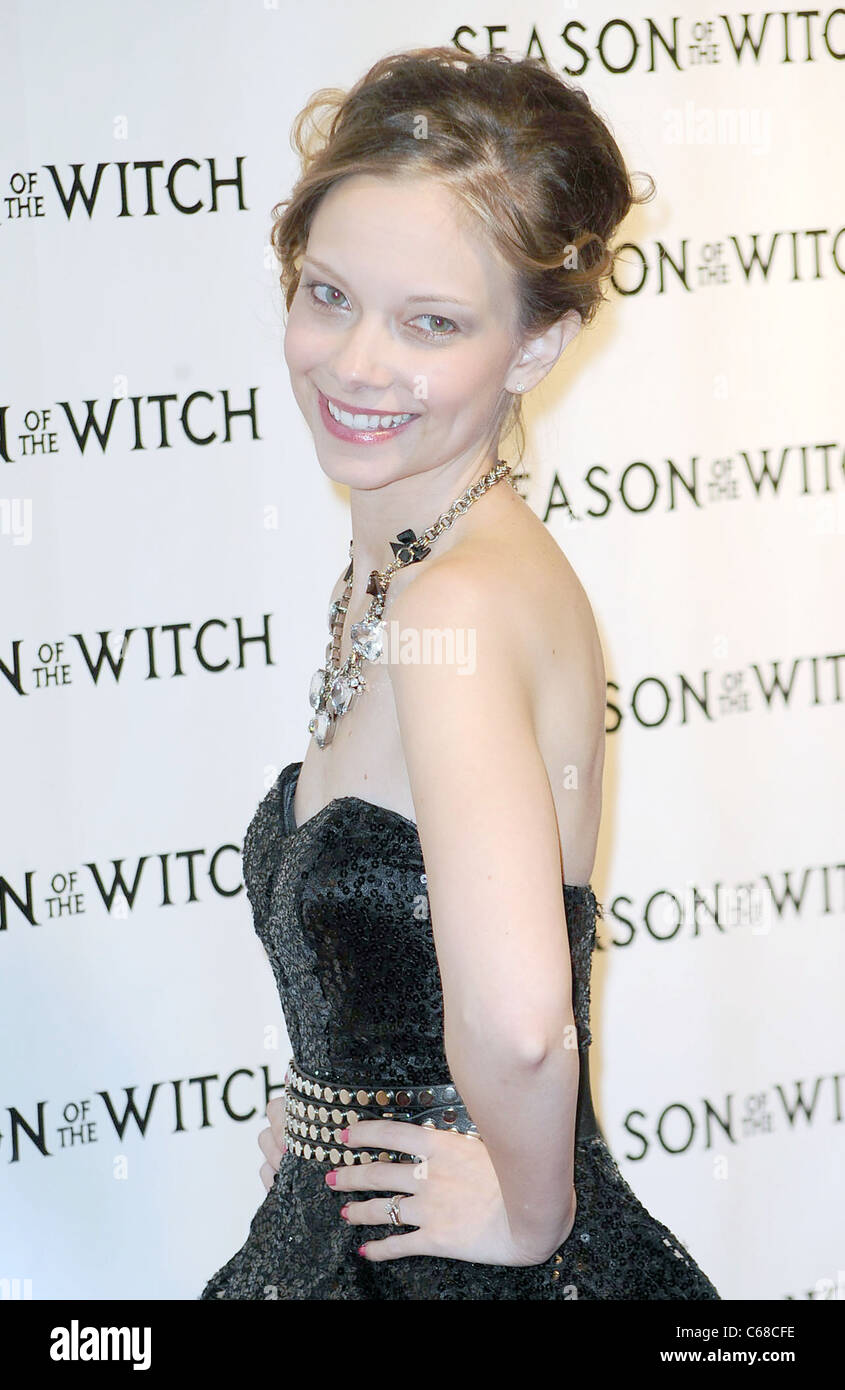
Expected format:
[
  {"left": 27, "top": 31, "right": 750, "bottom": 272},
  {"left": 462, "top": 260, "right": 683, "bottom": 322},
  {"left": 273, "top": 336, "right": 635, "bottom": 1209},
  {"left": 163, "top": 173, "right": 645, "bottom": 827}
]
[{"left": 200, "top": 45, "right": 720, "bottom": 1300}]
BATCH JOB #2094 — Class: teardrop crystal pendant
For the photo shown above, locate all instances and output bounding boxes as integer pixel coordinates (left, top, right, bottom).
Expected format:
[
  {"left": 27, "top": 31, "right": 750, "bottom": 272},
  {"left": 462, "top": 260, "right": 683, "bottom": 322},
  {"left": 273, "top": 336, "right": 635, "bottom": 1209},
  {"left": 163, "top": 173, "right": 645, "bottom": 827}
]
[
  {"left": 329, "top": 674, "right": 354, "bottom": 716},
  {"left": 309, "top": 707, "right": 336, "bottom": 749},
  {"left": 308, "top": 668, "right": 326, "bottom": 710},
  {"left": 350, "top": 616, "right": 385, "bottom": 662}
]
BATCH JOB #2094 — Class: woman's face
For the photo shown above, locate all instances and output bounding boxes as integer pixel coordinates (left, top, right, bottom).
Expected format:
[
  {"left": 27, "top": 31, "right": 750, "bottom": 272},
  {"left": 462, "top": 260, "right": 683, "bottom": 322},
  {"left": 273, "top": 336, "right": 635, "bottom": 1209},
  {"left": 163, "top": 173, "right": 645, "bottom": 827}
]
[{"left": 283, "top": 172, "right": 524, "bottom": 490}]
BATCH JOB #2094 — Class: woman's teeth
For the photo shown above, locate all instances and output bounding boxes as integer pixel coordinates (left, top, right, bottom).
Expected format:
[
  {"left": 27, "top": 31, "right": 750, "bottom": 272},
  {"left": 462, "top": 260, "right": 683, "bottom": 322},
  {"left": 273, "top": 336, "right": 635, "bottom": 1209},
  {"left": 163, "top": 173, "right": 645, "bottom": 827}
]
[{"left": 327, "top": 398, "right": 414, "bottom": 430}]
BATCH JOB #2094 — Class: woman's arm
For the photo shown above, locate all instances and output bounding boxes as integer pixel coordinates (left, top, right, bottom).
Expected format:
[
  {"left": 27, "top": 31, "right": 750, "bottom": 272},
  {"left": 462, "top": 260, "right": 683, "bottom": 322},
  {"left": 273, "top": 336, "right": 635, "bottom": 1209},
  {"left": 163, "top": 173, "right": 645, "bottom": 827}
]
[{"left": 388, "top": 557, "right": 580, "bottom": 1257}]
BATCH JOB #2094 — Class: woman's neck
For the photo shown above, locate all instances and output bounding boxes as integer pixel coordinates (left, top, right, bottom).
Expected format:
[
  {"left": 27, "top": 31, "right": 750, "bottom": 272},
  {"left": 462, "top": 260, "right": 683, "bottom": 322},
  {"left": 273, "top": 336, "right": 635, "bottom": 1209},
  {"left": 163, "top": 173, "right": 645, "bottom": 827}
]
[{"left": 346, "top": 442, "right": 508, "bottom": 600}]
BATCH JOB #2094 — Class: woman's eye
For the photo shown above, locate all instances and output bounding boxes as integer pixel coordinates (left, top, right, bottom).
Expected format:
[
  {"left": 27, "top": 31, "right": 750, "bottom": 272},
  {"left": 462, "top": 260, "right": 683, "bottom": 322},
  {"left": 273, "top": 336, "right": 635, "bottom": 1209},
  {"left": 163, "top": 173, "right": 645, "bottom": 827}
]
[
  {"left": 306, "top": 281, "right": 350, "bottom": 311},
  {"left": 412, "top": 313, "right": 458, "bottom": 340}
]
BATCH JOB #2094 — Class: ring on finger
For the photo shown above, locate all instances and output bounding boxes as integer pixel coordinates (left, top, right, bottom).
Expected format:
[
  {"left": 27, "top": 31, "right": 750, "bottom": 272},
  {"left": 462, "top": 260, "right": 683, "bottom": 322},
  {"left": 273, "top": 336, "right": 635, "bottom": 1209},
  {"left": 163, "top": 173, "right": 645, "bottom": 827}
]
[{"left": 386, "top": 1193, "right": 404, "bottom": 1228}]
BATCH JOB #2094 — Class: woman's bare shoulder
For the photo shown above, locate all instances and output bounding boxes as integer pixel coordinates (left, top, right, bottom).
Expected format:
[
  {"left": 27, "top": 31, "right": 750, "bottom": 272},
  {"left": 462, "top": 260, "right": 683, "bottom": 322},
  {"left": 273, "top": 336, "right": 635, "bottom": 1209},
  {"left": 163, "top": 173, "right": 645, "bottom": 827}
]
[{"left": 391, "top": 499, "right": 603, "bottom": 683}]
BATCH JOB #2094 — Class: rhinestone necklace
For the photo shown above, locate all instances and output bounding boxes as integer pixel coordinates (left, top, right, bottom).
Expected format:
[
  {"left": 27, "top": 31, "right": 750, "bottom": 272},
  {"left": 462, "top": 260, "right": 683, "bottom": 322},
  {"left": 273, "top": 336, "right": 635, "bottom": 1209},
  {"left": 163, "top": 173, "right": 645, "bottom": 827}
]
[{"left": 307, "top": 458, "right": 514, "bottom": 748}]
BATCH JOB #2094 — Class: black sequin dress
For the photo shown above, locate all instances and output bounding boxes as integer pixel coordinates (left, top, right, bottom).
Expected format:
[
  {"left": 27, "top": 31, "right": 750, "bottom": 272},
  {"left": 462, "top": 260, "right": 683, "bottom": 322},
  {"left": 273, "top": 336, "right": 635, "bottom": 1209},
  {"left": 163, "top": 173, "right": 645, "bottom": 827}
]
[{"left": 199, "top": 761, "right": 720, "bottom": 1301}]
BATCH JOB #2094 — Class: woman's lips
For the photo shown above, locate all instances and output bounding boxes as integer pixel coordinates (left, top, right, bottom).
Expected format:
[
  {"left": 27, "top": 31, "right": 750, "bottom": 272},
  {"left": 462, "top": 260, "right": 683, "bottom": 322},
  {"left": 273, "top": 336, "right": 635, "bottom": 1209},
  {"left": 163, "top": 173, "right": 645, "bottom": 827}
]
[{"left": 317, "top": 389, "right": 420, "bottom": 444}]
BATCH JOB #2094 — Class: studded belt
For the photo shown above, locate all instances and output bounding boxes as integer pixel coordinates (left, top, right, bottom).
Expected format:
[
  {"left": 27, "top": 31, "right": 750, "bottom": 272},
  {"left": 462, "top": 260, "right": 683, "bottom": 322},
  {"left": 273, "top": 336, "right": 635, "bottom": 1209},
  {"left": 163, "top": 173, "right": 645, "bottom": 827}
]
[{"left": 283, "top": 1057, "right": 481, "bottom": 1165}]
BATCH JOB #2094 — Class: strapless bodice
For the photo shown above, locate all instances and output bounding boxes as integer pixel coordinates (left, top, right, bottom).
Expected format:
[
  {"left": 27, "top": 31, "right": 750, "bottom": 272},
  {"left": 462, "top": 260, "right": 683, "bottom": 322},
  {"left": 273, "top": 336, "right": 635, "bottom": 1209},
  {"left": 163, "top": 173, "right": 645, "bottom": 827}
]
[{"left": 243, "top": 761, "right": 602, "bottom": 1097}]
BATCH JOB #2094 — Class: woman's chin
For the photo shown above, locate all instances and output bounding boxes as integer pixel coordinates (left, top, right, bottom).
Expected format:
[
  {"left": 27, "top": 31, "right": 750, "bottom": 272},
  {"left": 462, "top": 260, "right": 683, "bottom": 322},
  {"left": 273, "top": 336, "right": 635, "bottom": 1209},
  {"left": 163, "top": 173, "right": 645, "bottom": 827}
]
[{"left": 313, "top": 446, "right": 407, "bottom": 491}]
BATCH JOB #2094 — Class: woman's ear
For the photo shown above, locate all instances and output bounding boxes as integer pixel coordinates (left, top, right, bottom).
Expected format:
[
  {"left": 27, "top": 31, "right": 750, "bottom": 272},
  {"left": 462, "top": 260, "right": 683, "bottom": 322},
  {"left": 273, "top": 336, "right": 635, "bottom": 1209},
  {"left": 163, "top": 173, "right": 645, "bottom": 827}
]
[{"left": 505, "top": 309, "right": 582, "bottom": 394}]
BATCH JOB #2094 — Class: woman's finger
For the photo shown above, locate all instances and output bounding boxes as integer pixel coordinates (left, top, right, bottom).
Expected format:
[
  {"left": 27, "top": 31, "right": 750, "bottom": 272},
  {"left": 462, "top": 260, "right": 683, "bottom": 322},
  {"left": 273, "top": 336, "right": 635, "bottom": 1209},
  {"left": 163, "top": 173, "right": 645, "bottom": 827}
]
[
  {"left": 358, "top": 1229, "right": 427, "bottom": 1262},
  {"left": 341, "top": 1194, "right": 421, "bottom": 1228},
  {"left": 267, "top": 1098, "right": 286, "bottom": 1145},
  {"left": 344, "top": 1118, "right": 433, "bottom": 1156},
  {"left": 329, "top": 1159, "right": 420, "bottom": 1193},
  {"left": 259, "top": 1161, "right": 277, "bottom": 1193},
  {"left": 258, "top": 1125, "right": 283, "bottom": 1169}
]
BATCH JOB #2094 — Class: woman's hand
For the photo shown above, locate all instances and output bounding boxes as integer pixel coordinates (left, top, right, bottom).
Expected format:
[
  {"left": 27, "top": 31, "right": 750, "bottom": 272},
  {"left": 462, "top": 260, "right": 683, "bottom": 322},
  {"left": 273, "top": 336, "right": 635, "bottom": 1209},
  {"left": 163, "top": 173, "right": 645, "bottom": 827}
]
[
  {"left": 326, "top": 1117, "right": 576, "bottom": 1267},
  {"left": 258, "top": 1097, "right": 286, "bottom": 1193}
]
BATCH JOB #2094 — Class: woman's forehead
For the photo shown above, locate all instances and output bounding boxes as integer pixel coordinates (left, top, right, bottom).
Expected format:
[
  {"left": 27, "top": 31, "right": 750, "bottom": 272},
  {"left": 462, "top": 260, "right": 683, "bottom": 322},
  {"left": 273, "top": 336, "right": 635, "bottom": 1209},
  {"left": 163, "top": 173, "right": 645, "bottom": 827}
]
[{"left": 306, "top": 177, "right": 514, "bottom": 305}]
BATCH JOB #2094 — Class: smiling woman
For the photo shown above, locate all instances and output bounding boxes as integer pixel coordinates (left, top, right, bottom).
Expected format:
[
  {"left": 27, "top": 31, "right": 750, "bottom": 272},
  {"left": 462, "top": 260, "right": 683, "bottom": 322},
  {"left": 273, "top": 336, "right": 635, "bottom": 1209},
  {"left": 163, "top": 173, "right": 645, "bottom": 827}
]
[
  {"left": 282, "top": 168, "right": 542, "bottom": 476},
  {"left": 197, "top": 45, "right": 721, "bottom": 1302}
]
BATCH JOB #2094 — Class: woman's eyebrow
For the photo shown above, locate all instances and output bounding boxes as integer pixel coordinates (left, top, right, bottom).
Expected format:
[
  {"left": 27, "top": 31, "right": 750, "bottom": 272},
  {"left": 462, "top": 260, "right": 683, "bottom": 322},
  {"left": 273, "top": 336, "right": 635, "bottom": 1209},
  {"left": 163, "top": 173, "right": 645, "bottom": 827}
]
[{"left": 302, "top": 254, "right": 474, "bottom": 307}]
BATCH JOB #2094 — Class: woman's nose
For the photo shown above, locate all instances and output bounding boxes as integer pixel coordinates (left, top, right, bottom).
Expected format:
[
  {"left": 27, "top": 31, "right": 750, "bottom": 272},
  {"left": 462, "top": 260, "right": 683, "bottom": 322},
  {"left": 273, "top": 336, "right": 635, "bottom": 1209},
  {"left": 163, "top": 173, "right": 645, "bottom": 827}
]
[{"left": 328, "top": 315, "right": 395, "bottom": 386}]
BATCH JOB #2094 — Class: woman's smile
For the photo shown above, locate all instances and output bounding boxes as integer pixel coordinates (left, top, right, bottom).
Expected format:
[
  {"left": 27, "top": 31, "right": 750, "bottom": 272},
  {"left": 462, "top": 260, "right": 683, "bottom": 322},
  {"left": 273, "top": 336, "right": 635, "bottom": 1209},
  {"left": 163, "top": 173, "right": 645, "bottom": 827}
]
[{"left": 316, "top": 385, "right": 421, "bottom": 445}]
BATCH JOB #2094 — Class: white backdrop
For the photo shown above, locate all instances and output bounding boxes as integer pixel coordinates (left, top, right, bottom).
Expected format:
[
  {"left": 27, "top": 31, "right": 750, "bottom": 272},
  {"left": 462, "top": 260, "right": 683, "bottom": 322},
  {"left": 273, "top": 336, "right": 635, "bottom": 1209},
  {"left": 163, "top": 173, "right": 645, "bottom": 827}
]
[{"left": 1, "top": 0, "right": 842, "bottom": 1302}]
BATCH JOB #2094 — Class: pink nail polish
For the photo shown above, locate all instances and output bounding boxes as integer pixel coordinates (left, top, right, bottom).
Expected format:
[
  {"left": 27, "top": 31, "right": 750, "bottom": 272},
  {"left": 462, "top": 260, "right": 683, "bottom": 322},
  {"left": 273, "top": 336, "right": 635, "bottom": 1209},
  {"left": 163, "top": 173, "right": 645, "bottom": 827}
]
[
  {"left": 340, "top": 1205, "right": 349, "bottom": 1220},
  {"left": 357, "top": 1244, "right": 367, "bottom": 1257},
  {"left": 340, "top": 1128, "right": 349, "bottom": 1143},
  {"left": 325, "top": 1170, "right": 337, "bottom": 1186}
]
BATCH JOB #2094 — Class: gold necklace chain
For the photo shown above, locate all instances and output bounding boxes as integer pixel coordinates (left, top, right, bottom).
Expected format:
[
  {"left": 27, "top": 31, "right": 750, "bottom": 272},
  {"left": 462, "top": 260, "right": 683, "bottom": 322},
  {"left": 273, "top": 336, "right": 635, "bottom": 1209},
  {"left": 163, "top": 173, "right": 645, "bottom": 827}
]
[{"left": 307, "top": 459, "right": 514, "bottom": 748}]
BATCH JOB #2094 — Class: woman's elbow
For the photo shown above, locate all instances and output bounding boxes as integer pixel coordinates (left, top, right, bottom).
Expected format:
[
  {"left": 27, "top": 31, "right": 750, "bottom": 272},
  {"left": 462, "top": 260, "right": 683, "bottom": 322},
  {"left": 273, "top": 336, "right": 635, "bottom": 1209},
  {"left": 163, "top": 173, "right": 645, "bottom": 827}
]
[
  {"left": 503, "top": 1019, "right": 578, "bottom": 1068},
  {"left": 447, "top": 1004, "right": 577, "bottom": 1069}
]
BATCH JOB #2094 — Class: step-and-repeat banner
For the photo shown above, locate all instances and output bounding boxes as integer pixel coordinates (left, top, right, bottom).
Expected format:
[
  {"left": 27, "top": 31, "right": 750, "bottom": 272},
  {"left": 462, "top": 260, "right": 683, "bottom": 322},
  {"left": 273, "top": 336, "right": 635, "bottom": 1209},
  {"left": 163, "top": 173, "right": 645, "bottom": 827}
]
[{"left": 1, "top": 1, "right": 842, "bottom": 1301}]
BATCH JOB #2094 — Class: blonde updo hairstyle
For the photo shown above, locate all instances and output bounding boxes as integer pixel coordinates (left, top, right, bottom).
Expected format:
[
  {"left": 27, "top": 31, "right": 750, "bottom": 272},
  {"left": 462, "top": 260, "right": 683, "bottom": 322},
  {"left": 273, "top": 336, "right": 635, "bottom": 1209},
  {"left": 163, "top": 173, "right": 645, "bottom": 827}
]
[{"left": 271, "top": 45, "right": 654, "bottom": 460}]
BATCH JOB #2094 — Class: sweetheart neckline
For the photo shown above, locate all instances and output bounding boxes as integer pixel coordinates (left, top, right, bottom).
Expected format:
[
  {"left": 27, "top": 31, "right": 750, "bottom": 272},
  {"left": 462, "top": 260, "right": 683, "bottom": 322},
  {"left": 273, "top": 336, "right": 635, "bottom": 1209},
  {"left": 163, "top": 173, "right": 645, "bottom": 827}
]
[
  {"left": 289, "top": 761, "right": 419, "bottom": 836},
  {"left": 279, "top": 760, "right": 595, "bottom": 898}
]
